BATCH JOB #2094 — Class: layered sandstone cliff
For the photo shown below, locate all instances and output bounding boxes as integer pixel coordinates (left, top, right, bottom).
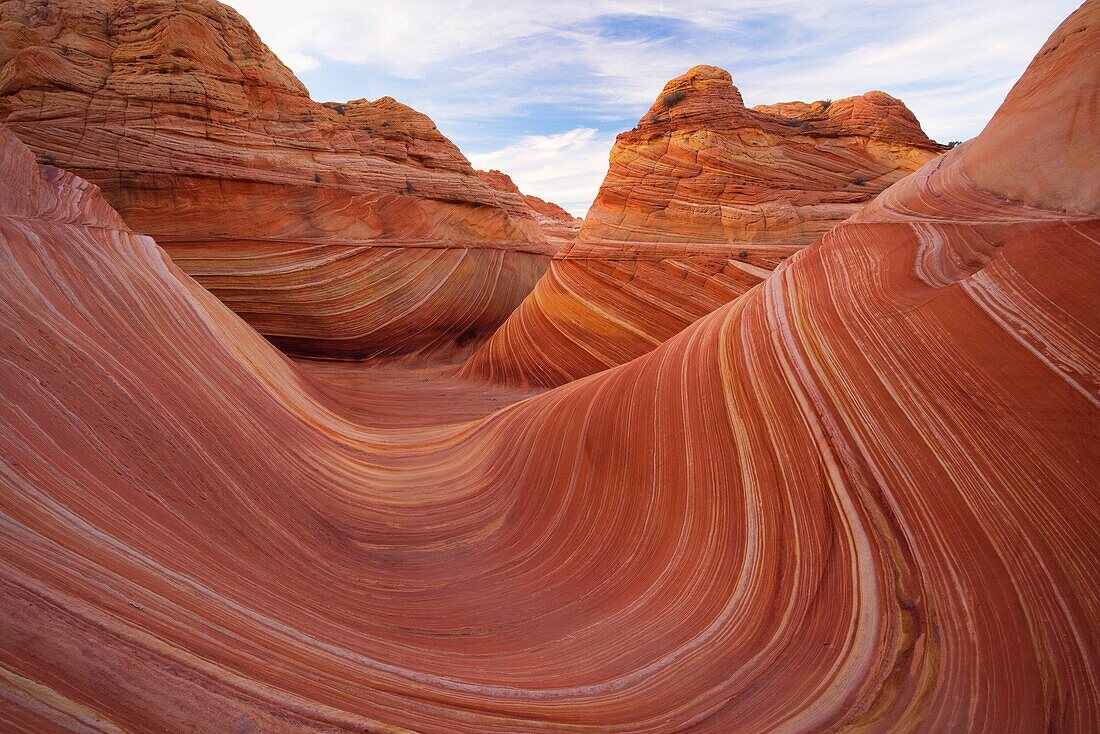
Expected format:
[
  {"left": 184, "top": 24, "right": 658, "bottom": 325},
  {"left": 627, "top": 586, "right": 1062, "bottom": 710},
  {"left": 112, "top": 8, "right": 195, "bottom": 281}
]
[
  {"left": 0, "top": 2, "right": 1098, "bottom": 733},
  {"left": 0, "top": 0, "right": 563, "bottom": 360},
  {"left": 464, "top": 65, "right": 946, "bottom": 385},
  {"left": 477, "top": 168, "right": 582, "bottom": 247}
]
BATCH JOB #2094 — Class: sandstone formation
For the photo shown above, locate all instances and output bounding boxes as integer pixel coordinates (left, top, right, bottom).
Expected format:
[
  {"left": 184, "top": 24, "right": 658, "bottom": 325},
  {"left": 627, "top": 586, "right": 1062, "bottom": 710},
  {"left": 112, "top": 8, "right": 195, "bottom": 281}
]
[
  {"left": 464, "top": 66, "right": 945, "bottom": 386},
  {"left": 478, "top": 168, "right": 582, "bottom": 247},
  {"left": 0, "top": 0, "right": 564, "bottom": 361},
  {"left": 1, "top": 2, "right": 1098, "bottom": 733}
]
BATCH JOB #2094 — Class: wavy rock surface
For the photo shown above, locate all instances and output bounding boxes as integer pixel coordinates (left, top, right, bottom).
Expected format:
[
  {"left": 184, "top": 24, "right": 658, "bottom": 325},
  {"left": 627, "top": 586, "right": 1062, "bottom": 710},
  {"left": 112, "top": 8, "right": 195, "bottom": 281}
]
[
  {"left": 1, "top": 3, "right": 1099, "bottom": 734},
  {"left": 464, "top": 67, "right": 945, "bottom": 386},
  {"left": 478, "top": 169, "right": 583, "bottom": 248},
  {"left": 0, "top": 0, "right": 562, "bottom": 361}
]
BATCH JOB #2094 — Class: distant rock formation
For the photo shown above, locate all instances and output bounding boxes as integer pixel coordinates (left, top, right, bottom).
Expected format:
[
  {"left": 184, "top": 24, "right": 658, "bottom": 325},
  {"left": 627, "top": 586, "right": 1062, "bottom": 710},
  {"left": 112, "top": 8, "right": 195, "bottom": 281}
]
[
  {"left": 477, "top": 168, "right": 582, "bottom": 247},
  {"left": 0, "top": 0, "right": 567, "bottom": 361},
  {"left": 464, "top": 65, "right": 945, "bottom": 385}
]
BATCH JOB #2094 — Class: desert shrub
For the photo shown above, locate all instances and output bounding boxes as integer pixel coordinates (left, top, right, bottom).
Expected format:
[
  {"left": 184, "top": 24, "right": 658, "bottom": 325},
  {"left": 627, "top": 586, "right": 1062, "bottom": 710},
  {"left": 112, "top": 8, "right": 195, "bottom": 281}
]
[
  {"left": 852, "top": 177, "right": 867, "bottom": 186},
  {"left": 661, "top": 89, "right": 686, "bottom": 108}
]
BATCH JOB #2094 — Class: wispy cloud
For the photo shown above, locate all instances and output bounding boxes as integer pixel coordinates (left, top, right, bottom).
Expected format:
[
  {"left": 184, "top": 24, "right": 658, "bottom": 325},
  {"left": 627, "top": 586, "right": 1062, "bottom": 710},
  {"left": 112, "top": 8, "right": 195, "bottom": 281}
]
[
  {"left": 227, "top": 0, "right": 1080, "bottom": 212},
  {"left": 468, "top": 128, "right": 619, "bottom": 217}
]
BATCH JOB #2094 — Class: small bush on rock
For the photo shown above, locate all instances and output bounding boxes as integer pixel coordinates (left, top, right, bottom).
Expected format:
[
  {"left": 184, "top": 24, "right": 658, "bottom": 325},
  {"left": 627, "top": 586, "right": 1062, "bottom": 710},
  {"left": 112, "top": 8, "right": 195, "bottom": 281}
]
[{"left": 661, "top": 90, "right": 686, "bottom": 108}]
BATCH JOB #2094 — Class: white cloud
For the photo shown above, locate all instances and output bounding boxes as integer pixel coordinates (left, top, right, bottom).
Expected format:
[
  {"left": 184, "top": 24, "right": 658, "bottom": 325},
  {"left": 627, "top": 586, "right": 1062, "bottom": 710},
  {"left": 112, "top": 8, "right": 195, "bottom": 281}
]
[
  {"left": 468, "top": 128, "right": 618, "bottom": 218},
  {"left": 225, "top": 0, "right": 1082, "bottom": 212}
]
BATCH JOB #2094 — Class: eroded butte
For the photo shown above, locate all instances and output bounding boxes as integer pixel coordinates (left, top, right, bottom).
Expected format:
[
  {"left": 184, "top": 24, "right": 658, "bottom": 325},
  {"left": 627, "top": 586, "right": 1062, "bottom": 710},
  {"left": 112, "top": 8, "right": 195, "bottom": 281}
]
[
  {"left": 463, "top": 65, "right": 946, "bottom": 386},
  {"left": 0, "top": 0, "right": 563, "bottom": 362}
]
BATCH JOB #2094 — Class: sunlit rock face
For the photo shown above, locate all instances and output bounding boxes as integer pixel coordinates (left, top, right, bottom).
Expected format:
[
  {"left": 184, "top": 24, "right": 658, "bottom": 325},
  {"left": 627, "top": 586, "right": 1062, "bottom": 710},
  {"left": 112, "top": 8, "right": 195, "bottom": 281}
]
[
  {"left": 0, "top": 0, "right": 562, "bottom": 361},
  {"left": 463, "top": 65, "right": 946, "bottom": 386},
  {"left": 477, "top": 168, "right": 583, "bottom": 248},
  {"left": 0, "top": 2, "right": 1098, "bottom": 734}
]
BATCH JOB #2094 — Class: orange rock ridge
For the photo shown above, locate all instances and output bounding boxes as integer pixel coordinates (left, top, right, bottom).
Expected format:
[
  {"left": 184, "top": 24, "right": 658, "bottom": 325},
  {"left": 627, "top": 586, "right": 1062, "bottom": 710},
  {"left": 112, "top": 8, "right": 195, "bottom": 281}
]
[
  {"left": 0, "top": 2, "right": 1098, "bottom": 733},
  {"left": 477, "top": 168, "right": 582, "bottom": 247},
  {"left": 0, "top": 0, "right": 571, "bottom": 361},
  {"left": 463, "top": 65, "right": 946, "bottom": 386}
]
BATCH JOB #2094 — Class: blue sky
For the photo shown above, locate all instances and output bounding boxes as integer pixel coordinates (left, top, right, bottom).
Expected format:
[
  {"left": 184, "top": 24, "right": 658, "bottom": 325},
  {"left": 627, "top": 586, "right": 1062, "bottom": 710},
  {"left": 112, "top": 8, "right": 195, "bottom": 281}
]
[{"left": 230, "top": 1, "right": 1080, "bottom": 216}]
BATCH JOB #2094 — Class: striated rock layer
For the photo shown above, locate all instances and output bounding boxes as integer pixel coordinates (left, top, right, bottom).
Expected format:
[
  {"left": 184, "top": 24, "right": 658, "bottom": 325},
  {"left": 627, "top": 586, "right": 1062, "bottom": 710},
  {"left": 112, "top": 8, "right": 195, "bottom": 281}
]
[
  {"left": 464, "top": 66, "right": 945, "bottom": 386},
  {"left": 1, "top": 3, "right": 1099, "bottom": 734},
  {"left": 0, "top": 0, "right": 564, "bottom": 361},
  {"left": 478, "top": 168, "right": 582, "bottom": 248}
]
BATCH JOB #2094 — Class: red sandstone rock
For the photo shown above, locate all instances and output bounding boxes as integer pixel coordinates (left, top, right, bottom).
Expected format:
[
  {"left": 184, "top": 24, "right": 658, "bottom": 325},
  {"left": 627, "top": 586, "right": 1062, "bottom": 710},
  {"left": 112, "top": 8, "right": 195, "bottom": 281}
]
[
  {"left": 0, "top": 2, "right": 1097, "bottom": 733},
  {"left": 464, "top": 66, "right": 945, "bottom": 386},
  {"left": 0, "top": 0, "right": 560, "bottom": 361},
  {"left": 477, "top": 168, "right": 582, "bottom": 247}
]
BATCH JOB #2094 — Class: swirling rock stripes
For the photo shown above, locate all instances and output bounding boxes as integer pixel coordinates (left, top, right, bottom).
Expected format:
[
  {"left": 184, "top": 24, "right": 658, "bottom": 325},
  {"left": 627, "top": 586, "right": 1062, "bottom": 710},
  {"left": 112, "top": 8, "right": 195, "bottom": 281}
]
[
  {"left": 164, "top": 240, "right": 551, "bottom": 360},
  {"left": 464, "top": 66, "right": 945, "bottom": 387},
  {"left": 462, "top": 249, "right": 779, "bottom": 385},
  {"left": 1, "top": 2, "right": 1098, "bottom": 733}
]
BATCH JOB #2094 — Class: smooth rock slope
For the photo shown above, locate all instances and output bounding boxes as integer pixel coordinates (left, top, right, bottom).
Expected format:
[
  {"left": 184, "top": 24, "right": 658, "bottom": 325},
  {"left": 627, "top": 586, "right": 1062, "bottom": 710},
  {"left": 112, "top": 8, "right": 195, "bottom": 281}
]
[
  {"left": 464, "top": 65, "right": 945, "bottom": 386},
  {"left": 0, "top": 0, "right": 563, "bottom": 361},
  {"left": 0, "top": 2, "right": 1098, "bottom": 733}
]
